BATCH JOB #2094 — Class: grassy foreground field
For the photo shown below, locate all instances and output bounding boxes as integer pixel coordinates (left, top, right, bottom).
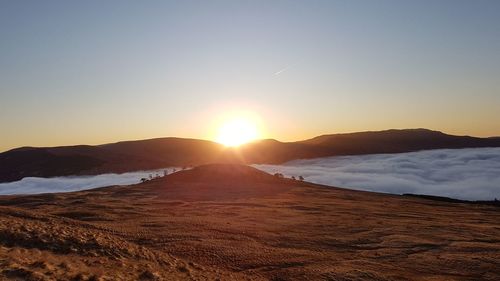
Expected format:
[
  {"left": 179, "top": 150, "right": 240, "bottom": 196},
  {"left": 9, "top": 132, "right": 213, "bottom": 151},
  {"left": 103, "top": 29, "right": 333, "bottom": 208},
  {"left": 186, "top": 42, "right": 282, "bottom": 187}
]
[{"left": 1, "top": 164, "right": 499, "bottom": 280}]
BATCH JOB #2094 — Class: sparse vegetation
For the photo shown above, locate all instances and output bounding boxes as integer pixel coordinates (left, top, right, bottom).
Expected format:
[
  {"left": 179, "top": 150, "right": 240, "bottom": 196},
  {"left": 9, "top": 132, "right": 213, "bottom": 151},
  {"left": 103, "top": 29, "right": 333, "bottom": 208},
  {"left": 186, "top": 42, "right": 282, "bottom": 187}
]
[
  {"left": 140, "top": 169, "right": 178, "bottom": 183},
  {"left": 273, "top": 173, "right": 284, "bottom": 178}
]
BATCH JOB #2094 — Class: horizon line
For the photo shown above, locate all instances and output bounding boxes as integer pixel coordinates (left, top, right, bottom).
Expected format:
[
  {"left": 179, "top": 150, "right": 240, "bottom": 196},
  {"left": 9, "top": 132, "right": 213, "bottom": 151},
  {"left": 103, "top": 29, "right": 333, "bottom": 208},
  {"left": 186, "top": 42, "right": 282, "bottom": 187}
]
[{"left": 2, "top": 128, "right": 499, "bottom": 154}]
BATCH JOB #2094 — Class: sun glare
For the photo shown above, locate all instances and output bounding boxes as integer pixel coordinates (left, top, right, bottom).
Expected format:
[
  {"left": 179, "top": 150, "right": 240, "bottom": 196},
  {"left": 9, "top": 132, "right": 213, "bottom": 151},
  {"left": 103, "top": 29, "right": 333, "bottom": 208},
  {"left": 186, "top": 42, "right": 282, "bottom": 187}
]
[{"left": 216, "top": 117, "right": 259, "bottom": 147}]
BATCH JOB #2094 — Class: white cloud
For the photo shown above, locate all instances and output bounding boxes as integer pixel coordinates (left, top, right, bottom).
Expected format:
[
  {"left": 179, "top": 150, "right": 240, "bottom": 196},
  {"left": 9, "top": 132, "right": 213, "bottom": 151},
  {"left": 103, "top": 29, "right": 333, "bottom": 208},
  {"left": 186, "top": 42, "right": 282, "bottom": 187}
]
[
  {"left": 2, "top": 148, "right": 499, "bottom": 201},
  {"left": 0, "top": 168, "right": 174, "bottom": 195},
  {"left": 253, "top": 147, "right": 500, "bottom": 201}
]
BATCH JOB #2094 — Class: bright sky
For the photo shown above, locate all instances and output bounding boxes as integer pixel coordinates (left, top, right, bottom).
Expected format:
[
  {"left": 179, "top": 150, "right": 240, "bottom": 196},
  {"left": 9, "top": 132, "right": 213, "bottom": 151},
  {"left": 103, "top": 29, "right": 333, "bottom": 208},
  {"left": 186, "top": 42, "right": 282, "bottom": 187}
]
[{"left": 1, "top": 0, "right": 499, "bottom": 152}]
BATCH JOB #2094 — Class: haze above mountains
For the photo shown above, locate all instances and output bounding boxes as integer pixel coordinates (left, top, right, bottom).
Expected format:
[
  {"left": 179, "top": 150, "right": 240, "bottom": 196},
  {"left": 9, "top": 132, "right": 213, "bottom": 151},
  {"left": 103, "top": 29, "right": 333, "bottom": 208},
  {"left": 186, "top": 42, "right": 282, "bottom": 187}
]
[{"left": 2, "top": 128, "right": 500, "bottom": 183}]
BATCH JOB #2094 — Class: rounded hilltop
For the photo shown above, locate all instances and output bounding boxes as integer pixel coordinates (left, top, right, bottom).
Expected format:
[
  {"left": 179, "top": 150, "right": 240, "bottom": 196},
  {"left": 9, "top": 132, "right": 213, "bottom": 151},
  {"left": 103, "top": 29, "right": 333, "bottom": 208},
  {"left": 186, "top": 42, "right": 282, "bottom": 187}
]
[
  {"left": 163, "top": 163, "right": 285, "bottom": 184},
  {"left": 137, "top": 164, "right": 299, "bottom": 201}
]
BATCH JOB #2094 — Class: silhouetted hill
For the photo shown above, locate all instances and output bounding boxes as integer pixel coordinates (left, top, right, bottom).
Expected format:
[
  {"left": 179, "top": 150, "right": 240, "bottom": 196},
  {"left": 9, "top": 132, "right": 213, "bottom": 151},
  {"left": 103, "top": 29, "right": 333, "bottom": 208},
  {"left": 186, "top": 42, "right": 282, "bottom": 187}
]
[
  {"left": 236, "top": 129, "right": 500, "bottom": 163},
  {"left": 1, "top": 129, "right": 500, "bottom": 182},
  {"left": 99, "top": 137, "right": 224, "bottom": 164},
  {"left": 300, "top": 128, "right": 500, "bottom": 155},
  {"left": 0, "top": 148, "right": 103, "bottom": 182},
  {"left": 0, "top": 139, "right": 225, "bottom": 183},
  {"left": 163, "top": 164, "right": 283, "bottom": 184}
]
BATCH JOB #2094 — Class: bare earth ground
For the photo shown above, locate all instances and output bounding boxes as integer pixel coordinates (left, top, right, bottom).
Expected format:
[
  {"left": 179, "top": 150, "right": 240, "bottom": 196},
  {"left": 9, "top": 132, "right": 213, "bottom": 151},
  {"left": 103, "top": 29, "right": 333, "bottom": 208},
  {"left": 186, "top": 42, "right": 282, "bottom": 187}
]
[{"left": 0, "top": 164, "right": 499, "bottom": 280}]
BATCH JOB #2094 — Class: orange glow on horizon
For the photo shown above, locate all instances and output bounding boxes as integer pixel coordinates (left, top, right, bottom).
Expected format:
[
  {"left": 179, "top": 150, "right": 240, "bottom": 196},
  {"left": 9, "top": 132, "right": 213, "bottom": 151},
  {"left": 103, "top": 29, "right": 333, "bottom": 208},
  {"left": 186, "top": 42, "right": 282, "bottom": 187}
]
[
  {"left": 215, "top": 117, "right": 260, "bottom": 147},
  {"left": 212, "top": 109, "right": 263, "bottom": 147}
]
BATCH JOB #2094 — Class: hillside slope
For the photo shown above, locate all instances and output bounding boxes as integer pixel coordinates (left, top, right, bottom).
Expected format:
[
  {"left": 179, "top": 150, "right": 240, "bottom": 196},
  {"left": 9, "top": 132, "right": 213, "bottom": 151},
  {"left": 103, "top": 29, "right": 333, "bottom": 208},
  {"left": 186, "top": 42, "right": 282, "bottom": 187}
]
[
  {"left": 2, "top": 129, "right": 500, "bottom": 182},
  {"left": 0, "top": 164, "right": 499, "bottom": 280}
]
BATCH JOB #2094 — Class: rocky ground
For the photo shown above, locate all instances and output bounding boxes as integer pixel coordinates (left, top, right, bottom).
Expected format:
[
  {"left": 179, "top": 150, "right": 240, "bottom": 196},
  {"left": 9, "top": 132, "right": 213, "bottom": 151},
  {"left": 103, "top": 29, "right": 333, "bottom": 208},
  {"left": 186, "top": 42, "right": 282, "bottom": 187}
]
[{"left": 0, "top": 164, "right": 499, "bottom": 280}]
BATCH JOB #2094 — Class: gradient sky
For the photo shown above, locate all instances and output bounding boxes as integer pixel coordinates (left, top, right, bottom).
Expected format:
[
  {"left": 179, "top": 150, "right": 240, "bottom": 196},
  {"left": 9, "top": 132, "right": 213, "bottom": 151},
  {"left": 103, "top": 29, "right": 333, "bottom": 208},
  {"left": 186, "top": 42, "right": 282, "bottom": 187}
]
[{"left": 1, "top": 0, "right": 499, "bottom": 152}]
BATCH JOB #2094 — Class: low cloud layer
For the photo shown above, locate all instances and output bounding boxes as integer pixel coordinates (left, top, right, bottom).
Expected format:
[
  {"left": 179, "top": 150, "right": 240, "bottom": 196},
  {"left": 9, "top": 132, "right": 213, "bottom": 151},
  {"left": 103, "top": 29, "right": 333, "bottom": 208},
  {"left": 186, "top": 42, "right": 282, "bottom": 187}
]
[
  {"left": 0, "top": 169, "right": 172, "bottom": 195},
  {"left": 2, "top": 148, "right": 499, "bottom": 200},
  {"left": 254, "top": 148, "right": 500, "bottom": 201}
]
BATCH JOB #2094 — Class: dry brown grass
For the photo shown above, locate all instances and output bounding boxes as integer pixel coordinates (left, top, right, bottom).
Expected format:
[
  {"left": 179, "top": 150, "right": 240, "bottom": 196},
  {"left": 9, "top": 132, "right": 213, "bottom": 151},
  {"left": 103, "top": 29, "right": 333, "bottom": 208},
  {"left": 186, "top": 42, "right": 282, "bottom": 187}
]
[{"left": 0, "top": 164, "right": 499, "bottom": 280}]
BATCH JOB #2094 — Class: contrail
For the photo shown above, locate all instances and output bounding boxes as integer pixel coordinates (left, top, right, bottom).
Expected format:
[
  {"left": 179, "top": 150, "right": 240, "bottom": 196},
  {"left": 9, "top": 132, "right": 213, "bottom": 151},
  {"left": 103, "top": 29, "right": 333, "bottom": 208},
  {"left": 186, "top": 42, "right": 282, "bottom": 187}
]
[{"left": 273, "top": 67, "right": 289, "bottom": 76}]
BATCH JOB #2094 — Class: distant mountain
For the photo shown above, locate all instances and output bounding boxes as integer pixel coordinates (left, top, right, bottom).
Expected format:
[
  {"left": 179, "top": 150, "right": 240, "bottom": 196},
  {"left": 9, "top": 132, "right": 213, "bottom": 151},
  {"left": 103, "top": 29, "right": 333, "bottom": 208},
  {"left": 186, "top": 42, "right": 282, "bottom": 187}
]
[
  {"left": 236, "top": 129, "right": 500, "bottom": 163},
  {"left": 0, "top": 138, "right": 224, "bottom": 183},
  {"left": 1, "top": 129, "right": 500, "bottom": 183}
]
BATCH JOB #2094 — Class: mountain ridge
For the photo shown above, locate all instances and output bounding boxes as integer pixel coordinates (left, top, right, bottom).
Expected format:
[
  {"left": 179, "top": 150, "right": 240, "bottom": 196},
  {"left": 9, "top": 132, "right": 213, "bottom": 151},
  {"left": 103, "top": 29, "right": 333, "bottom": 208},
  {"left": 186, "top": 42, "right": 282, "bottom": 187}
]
[{"left": 2, "top": 128, "right": 500, "bottom": 183}]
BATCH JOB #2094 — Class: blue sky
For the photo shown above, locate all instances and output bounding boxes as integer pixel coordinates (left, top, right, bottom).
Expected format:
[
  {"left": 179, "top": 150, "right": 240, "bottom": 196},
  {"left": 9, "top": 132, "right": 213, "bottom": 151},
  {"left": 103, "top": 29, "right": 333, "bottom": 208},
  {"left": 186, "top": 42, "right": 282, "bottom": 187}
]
[{"left": 1, "top": 0, "right": 499, "bottom": 151}]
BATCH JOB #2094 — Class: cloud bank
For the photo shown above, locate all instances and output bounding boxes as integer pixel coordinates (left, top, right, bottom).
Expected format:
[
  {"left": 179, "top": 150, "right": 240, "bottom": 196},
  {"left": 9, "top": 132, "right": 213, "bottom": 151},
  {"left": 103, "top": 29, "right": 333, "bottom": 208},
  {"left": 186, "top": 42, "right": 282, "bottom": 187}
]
[
  {"left": 0, "top": 168, "right": 173, "bottom": 195},
  {"left": 2, "top": 148, "right": 499, "bottom": 200},
  {"left": 253, "top": 147, "right": 500, "bottom": 201}
]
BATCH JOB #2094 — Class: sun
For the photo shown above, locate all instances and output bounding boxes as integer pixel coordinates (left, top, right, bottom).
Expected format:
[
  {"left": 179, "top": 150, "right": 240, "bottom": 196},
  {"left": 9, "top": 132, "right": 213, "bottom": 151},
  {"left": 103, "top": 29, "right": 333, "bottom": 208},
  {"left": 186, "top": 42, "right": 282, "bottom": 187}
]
[{"left": 216, "top": 117, "right": 259, "bottom": 147}]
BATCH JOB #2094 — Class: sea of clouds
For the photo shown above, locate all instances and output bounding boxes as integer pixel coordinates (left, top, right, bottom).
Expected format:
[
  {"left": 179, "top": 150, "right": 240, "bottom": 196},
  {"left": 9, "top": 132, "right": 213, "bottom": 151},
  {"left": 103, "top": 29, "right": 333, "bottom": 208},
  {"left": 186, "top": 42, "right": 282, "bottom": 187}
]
[
  {"left": 0, "top": 168, "right": 173, "bottom": 195},
  {"left": 253, "top": 147, "right": 500, "bottom": 201},
  {"left": 1, "top": 148, "right": 499, "bottom": 200}
]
